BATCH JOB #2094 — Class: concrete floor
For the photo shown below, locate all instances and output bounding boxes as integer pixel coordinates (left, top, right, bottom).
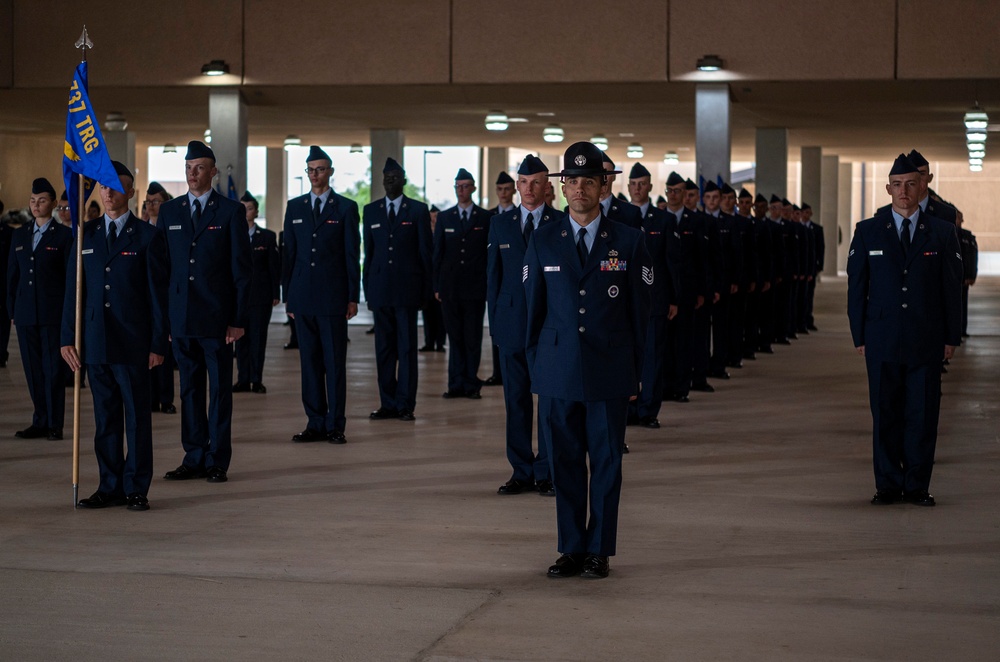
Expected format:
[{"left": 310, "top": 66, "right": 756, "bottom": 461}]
[{"left": 1, "top": 277, "right": 998, "bottom": 661}]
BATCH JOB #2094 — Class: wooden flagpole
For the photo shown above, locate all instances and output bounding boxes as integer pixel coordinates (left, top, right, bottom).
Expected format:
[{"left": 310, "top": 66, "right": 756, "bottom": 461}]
[{"left": 71, "top": 26, "right": 93, "bottom": 508}]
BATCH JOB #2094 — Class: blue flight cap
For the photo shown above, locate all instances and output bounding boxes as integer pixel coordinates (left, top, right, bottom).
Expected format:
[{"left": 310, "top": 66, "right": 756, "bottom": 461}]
[
  {"left": 185, "top": 140, "right": 215, "bottom": 161},
  {"left": 629, "top": 163, "right": 651, "bottom": 179},
  {"left": 517, "top": 154, "right": 548, "bottom": 176}
]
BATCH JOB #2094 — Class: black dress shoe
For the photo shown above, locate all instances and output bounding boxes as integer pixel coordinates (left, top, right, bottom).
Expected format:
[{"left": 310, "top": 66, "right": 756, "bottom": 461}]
[
  {"left": 639, "top": 417, "right": 660, "bottom": 429},
  {"left": 691, "top": 382, "right": 715, "bottom": 393},
  {"left": 78, "top": 491, "right": 127, "bottom": 509},
  {"left": 369, "top": 407, "right": 398, "bottom": 420},
  {"left": 418, "top": 345, "right": 434, "bottom": 352},
  {"left": 668, "top": 394, "right": 690, "bottom": 403},
  {"left": 161, "top": 403, "right": 177, "bottom": 414},
  {"left": 536, "top": 479, "right": 555, "bottom": 497},
  {"left": 283, "top": 342, "right": 298, "bottom": 350},
  {"left": 251, "top": 382, "right": 267, "bottom": 394},
  {"left": 164, "top": 464, "right": 206, "bottom": 480},
  {"left": 870, "top": 489, "right": 901, "bottom": 505},
  {"left": 743, "top": 353, "right": 757, "bottom": 361},
  {"left": 15, "top": 425, "right": 48, "bottom": 439},
  {"left": 904, "top": 491, "right": 936, "bottom": 507},
  {"left": 365, "top": 326, "right": 375, "bottom": 335},
  {"left": 151, "top": 402, "right": 161, "bottom": 413},
  {"left": 465, "top": 390, "right": 482, "bottom": 400},
  {"left": 708, "top": 370, "right": 730, "bottom": 380},
  {"left": 581, "top": 554, "right": 610, "bottom": 579},
  {"left": 497, "top": 478, "right": 534, "bottom": 495},
  {"left": 47, "top": 428, "right": 63, "bottom": 440},
  {"left": 758, "top": 346, "right": 774, "bottom": 354},
  {"left": 623, "top": 442, "right": 630, "bottom": 454},
  {"left": 727, "top": 362, "right": 743, "bottom": 369},
  {"left": 327, "top": 430, "right": 347, "bottom": 444},
  {"left": 126, "top": 493, "right": 150, "bottom": 511},
  {"left": 775, "top": 338, "right": 791, "bottom": 345},
  {"left": 396, "top": 409, "right": 416, "bottom": 421},
  {"left": 292, "top": 428, "right": 327, "bottom": 442},
  {"left": 547, "top": 553, "right": 585, "bottom": 578},
  {"left": 232, "top": 381, "right": 251, "bottom": 393},
  {"left": 442, "top": 389, "right": 464, "bottom": 399},
  {"left": 807, "top": 324, "right": 818, "bottom": 331},
  {"left": 206, "top": 467, "right": 228, "bottom": 483},
  {"left": 435, "top": 346, "right": 446, "bottom": 352},
  {"left": 788, "top": 333, "right": 799, "bottom": 340},
  {"left": 482, "top": 375, "right": 503, "bottom": 386}
]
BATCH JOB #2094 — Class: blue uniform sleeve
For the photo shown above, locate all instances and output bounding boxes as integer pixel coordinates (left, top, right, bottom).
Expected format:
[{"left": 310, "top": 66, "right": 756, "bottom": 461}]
[
  {"left": 345, "top": 200, "right": 361, "bottom": 304},
  {"left": 846, "top": 226, "right": 868, "bottom": 348},
  {"left": 229, "top": 204, "right": 252, "bottom": 329}
]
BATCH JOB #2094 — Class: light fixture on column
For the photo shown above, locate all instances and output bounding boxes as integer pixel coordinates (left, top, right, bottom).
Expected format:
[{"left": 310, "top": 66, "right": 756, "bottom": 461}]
[
  {"left": 349, "top": 143, "right": 363, "bottom": 153},
  {"left": 590, "top": 134, "right": 609, "bottom": 150},
  {"left": 964, "top": 109, "right": 989, "bottom": 129},
  {"left": 485, "top": 111, "right": 509, "bottom": 131},
  {"left": 542, "top": 124, "right": 564, "bottom": 143},
  {"left": 663, "top": 151, "right": 679, "bottom": 164},
  {"left": 696, "top": 54, "right": 724, "bottom": 72},
  {"left": 103, "top": 112, "right": 127, "bottom": 131},
  {"left": 204, "top": 128, "right": 212, "bottom": 144},
  {"left": 163, "top": 143, "right": 177, "bottom": 154},
  {"left": 284, "top": 135, "right": 301, "bottom": 151},
  {"left": 626, "top": 143, "right": 643, "bottom": 158},
  {"left": 201, "top": 59, "right": 230, "bottom": 76}
]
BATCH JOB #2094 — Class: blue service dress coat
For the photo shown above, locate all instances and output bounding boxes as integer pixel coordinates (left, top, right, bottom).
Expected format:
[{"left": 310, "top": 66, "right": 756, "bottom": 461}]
[
  {"left": 847, "top": 210, "right": 963, "bottom": 364},
  {"left": 362, "top": 195, "right": 432, "bottom": 308},
  {"left": 60, "top": 213, "right": 169, "bottom": 364},
  {"left": 159, "top": 191, "right": 251, "bottom": 337},
  {"left": 61, "top": 212, "right": 169, "bottom": 498},
  {"left": 524, "top": 215, "right": 652, "bottom": 402},
  {"left": 604, "top": 197, "right": 643, "bottom": 230},
  {"left": 432, "top": 204, "right": 490, "bottom": 301}
]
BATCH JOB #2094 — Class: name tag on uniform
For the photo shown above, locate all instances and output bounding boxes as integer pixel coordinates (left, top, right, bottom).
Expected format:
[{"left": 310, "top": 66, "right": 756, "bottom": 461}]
[
  {"left": 169, "top": 225, "right": 182, "bottom": 230},
  {"left": 500, "top": 243, "right": 510, "bottom": 249},
  {"left": 445, "top": 228, "right": 456, "bottom": 233},
  {"left": 544, "top": 266, "right": 560, "bottom": 272},
  {"left": 82, "top": 249, "right": 94, "bottom": 254},
  {"left": 869, "top": 250, "right": 883, "bottom": 256},
  {"left": 371, "top": 223, "right": 381, "bottom": 229},
  {"left": 15, "top": 245, "right": 23, "bottom": 251},
  {"left": 292, "top": 219, "right": 303, "bottom": 224}
]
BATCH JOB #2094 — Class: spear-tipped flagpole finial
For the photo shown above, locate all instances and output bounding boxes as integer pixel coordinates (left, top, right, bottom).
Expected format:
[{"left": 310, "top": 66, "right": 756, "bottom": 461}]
[{"left": 75, "top": 26, "right": 93, "bottom": 62}]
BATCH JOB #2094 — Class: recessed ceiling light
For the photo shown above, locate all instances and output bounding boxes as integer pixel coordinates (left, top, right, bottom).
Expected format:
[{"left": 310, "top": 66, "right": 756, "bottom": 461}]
[
  {"left": 485, "top": 111, "right": 509, "bottom": 131},
  {"left": 696, "top": 54, "right": 724, "bottom": 72},
  {"left": 663, "top": 151, "right": 679, "bottom": 164},
  {"left": 626, "top": 143, "right": 644, "bottom": 158},
  {"left": 542, "top": 124, "right": 564, "bottom": 143},
  {"left": 591, "top": 134, "right": 609, "bottom": 150},
  {"left": 284, "top": 135, "right": 301, "bottom": 151},
  {"left": 201, "top": 59, "right": 229, "bottom": 76}
]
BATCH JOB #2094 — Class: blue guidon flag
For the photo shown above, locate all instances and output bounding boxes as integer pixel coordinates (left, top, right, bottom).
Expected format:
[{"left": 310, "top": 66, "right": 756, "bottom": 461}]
[{"left": 62, "top": 61, "right": 123, "bottom": 233}]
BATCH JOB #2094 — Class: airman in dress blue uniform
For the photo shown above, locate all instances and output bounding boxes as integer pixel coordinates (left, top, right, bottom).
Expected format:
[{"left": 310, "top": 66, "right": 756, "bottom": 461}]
[
  {"left": 61, "top": 162, "right": 169, "bottom": 511},
  {"left": 7, "top": 178, "right": 73, "bottom": 440},
  {"left": 598, "top": 153, "right": 642, "bottom": 230},
  {"left": 626, "top": 162, "right": 678, "bottom": 428},
  {"left": 848, "top": 154, "right": 963, "bottom": 507},
  {"left": 144, "top": 181, "right": 176, "bottom": 414},
  {"left": 363, "top": 158, "right": 432, "bottom": 422},
  {"left": 525, "top": 142, "right": 652, "bottom": 579},
  {"left": 433, "top": 168, "right": 490, "bottom": 399},
  {"left": 284, "top": 146, "right": 361, "bottom": 444},
  {"left": 484, "top": 170, "right": 517, "bottom": 387},
  {"left": 159, "top": 141, "right": 252, "bottom": 484},
  {"left": 233, "top": 191, "right": 280, "bottom": 394},
  {"left": 802, "top": 203, "right": 823, "bottom": 332},
  {"left": 488, "top": 155, "right": 560, "bottom": 497},
  {"left": 0, "top": 200, "right": 12, "bottom": 369}
]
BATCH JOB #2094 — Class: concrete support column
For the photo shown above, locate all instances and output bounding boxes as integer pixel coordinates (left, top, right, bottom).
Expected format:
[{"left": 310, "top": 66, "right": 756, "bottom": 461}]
[
  {"left": 695, "top": 83, "right": 731, "bottom": 184},
  {"left": 265, "top": 147, "right": 287, "bottom": 231},
  {"left": 755, "top": 127, "right": 788, "bottom": 198},
  {"left": 819, "top": 155, "right": 839, "bottom": 278},
  {"left": 370, "top": 129, "right": 404, "bottom": 202},
  {"left": 800, "top": 146, "right": 821, "bottom": 209},
  {"left": 483, "top": 147, "right": 510, "bottom": 209},
  {"left": 105, "top": 131, "right": 135, "bottom": 179},
  {"left": 209, "top": 87, "right": 248, "bottom": 195},
  {"left": 837, "top": 162, "right": 854, "bottom": 274}
]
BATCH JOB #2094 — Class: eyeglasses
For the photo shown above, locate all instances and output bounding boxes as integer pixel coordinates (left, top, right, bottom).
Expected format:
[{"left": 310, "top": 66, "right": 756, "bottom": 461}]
[
  {"left": 305, "top": 166, "right": 331, "bottom": 175},
  {"left": 144, "top": 200, "right": 161, "bottom": 206},
  {"left": 55, "top": 206, "right": 70, "bottom": 212}
]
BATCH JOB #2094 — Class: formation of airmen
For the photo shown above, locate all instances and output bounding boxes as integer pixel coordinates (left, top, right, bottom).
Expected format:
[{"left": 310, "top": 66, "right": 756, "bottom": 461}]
[{"left": 0, "top": 140, "right": 982, "bottom": 574}]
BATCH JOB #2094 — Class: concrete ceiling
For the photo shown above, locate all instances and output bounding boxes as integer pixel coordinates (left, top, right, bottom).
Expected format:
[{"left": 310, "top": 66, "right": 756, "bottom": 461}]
[{"left": 2, "top": 78, "right": 998, "bottom": 165}]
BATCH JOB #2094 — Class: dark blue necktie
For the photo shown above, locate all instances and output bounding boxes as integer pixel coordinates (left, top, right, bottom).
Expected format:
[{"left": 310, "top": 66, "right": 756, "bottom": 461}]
[
  {"left": 192, "top": 198, "right": 202, "bottom": 226},
  {"left": 576, "top": 227, "right": 588, "bottom": 266},
  {"left": 900, "top": 217, "right": 911, "bottom": 254},
  {"left": 523, "top": 212, "right": 534, "bottom": 245},
  {"left": 107, "top": 221, "right": 117, "bottom": 252}
]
